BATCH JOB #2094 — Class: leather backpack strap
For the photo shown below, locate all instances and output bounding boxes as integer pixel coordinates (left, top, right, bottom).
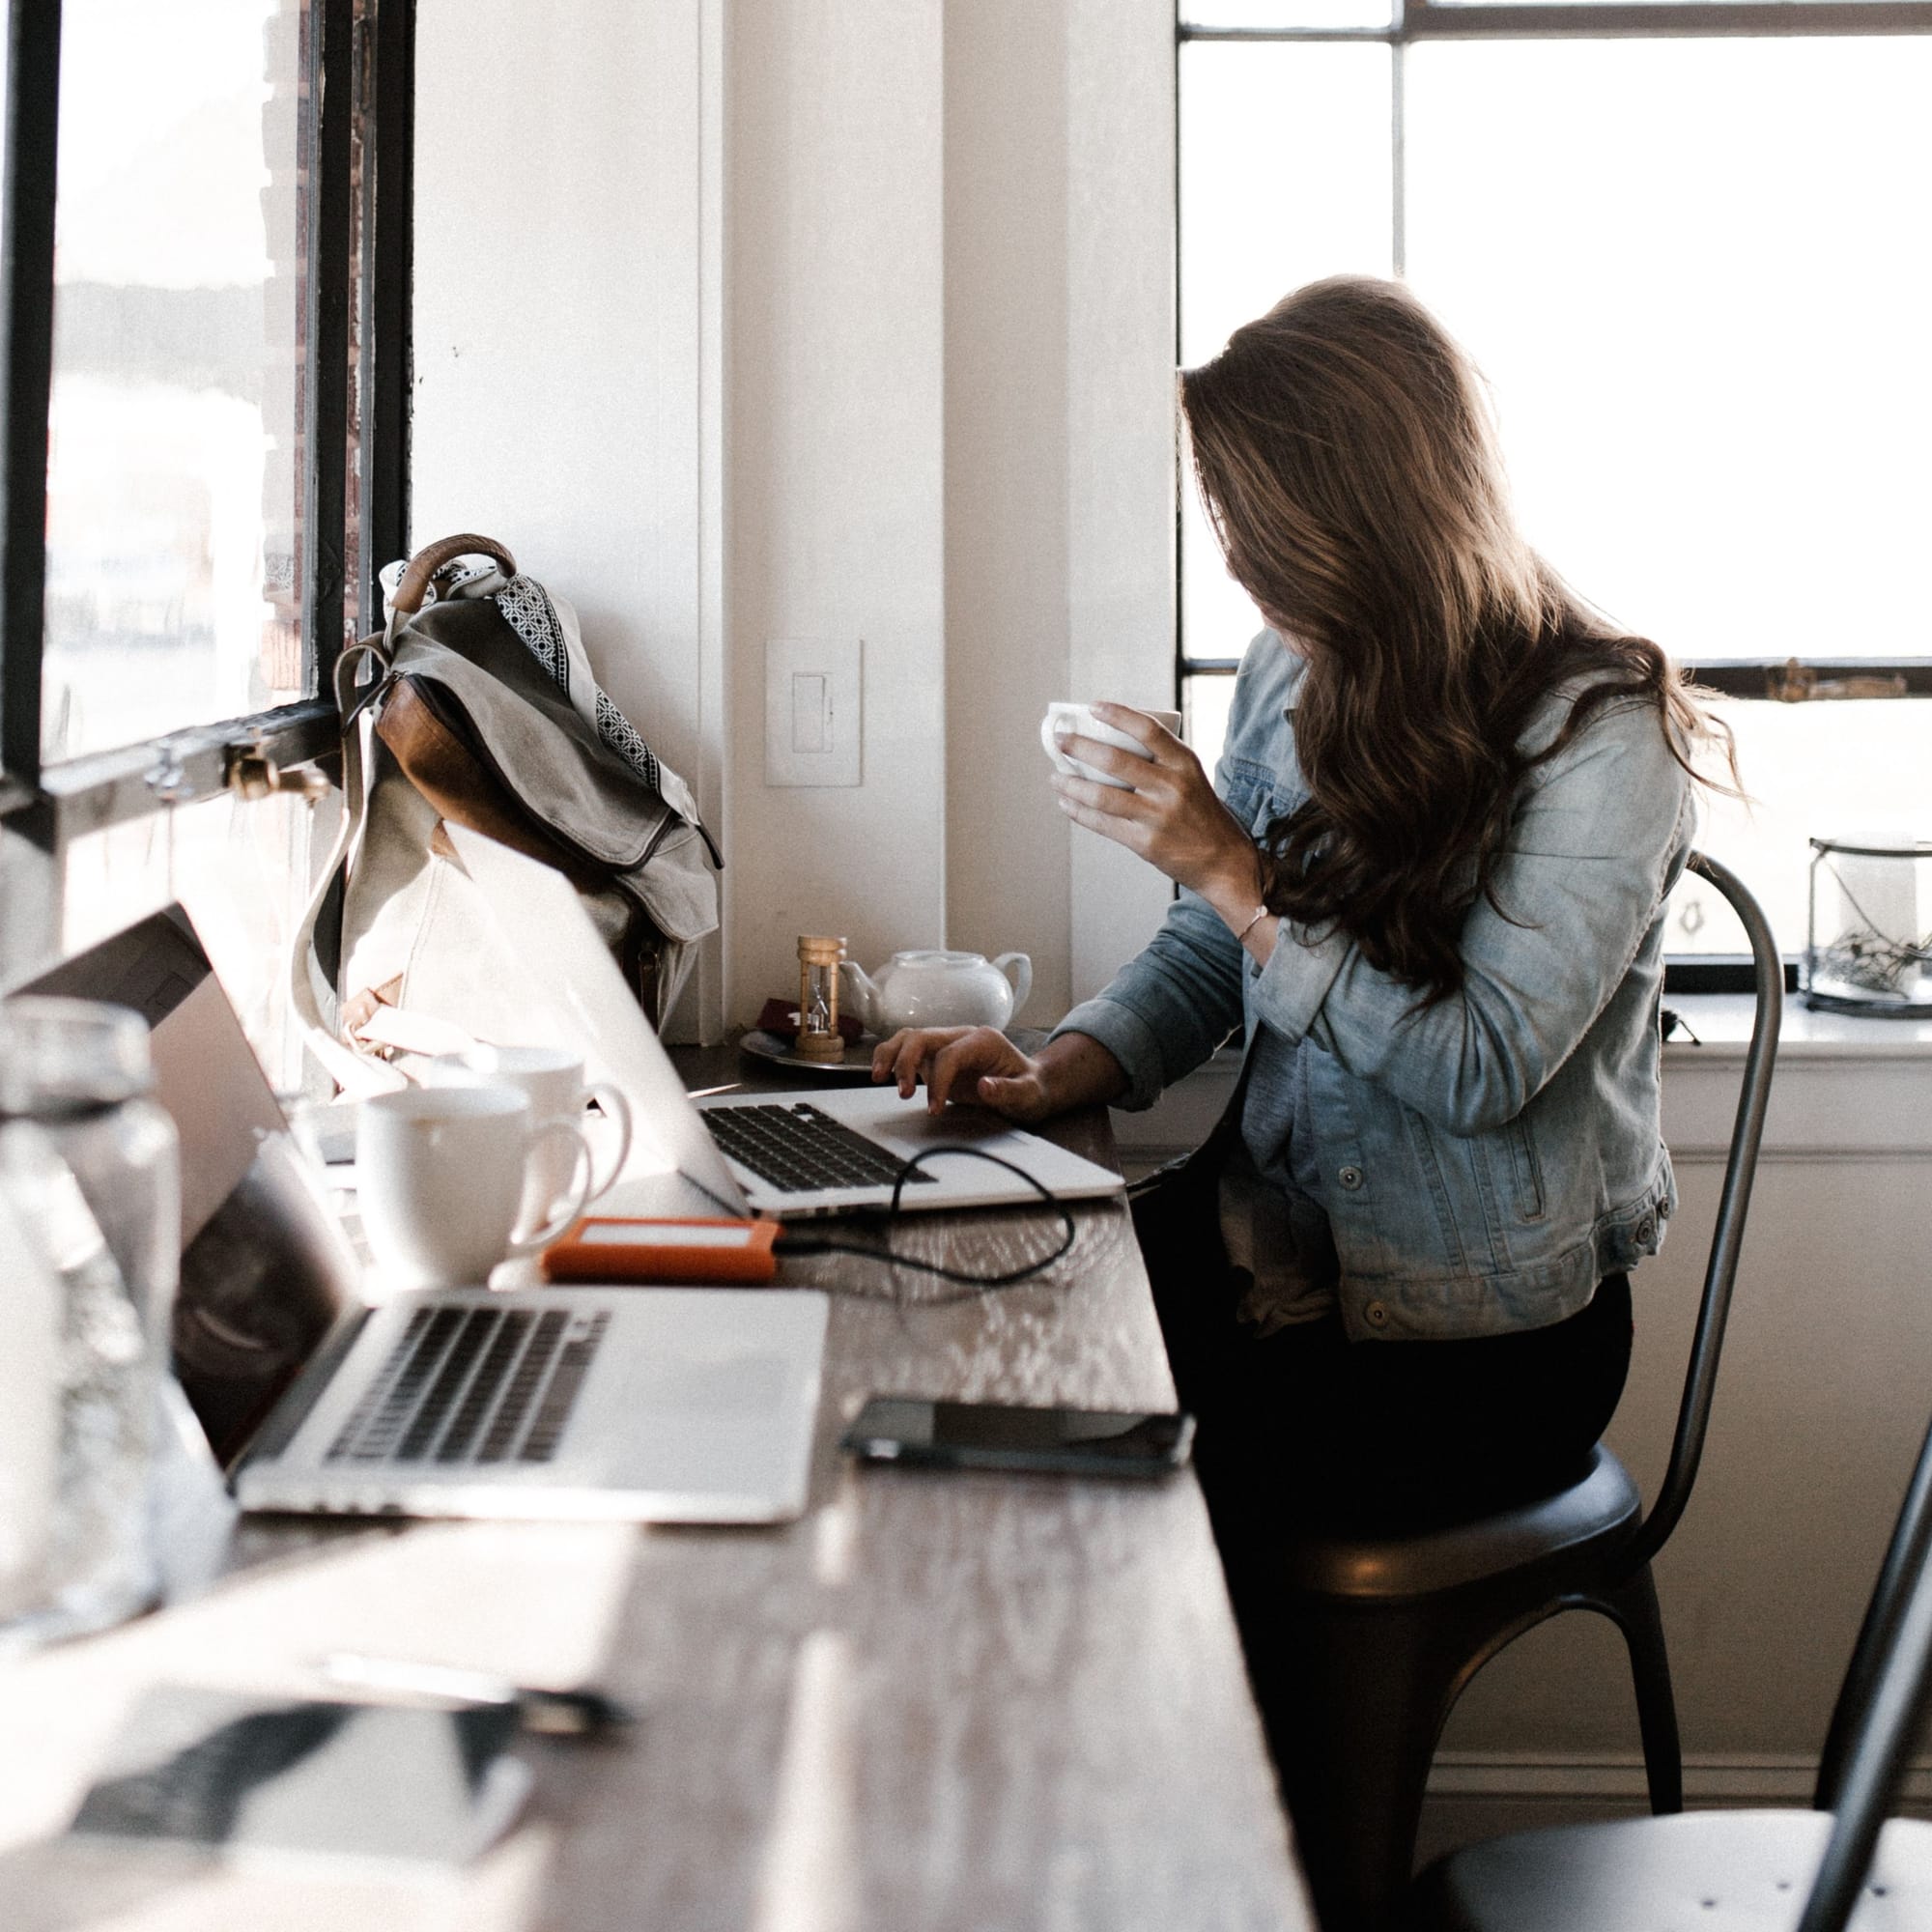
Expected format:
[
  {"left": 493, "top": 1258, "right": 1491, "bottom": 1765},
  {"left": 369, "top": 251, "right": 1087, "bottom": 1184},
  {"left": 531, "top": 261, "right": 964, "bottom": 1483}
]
[
  {"left": 287, "top": 636, "right": 409, "bottom": 1095},
  {"left": 389, "top": 533, "right": 518, "bottom": 618}
]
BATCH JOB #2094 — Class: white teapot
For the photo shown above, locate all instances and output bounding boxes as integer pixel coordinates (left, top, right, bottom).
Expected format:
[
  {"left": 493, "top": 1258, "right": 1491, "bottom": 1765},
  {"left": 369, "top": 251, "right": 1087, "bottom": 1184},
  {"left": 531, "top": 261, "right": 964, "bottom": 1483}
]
[{"left": 839, "top": 950, "right": 1033, "bottom": 1036}]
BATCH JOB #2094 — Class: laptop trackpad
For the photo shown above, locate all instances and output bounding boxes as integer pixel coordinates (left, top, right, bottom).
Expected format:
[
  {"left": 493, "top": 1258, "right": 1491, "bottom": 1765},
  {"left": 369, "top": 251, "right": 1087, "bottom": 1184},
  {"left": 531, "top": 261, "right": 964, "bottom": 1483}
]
[{"left": 861, "top": 1102, "right": 1030, "bottom": 1155}]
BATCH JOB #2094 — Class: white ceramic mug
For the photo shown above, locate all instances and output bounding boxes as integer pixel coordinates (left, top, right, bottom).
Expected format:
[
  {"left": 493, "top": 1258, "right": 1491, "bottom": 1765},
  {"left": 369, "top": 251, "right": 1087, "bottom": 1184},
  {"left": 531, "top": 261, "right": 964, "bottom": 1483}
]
[
  {"left": 1040, "top": 701, "right": 1184, "bottom": 790},
  {"left": 356, "top": 1085, "right": 593, "bottom": 1292},
  {"left": 423, "top": 1044, "right": 633, "bottom": 1217}
]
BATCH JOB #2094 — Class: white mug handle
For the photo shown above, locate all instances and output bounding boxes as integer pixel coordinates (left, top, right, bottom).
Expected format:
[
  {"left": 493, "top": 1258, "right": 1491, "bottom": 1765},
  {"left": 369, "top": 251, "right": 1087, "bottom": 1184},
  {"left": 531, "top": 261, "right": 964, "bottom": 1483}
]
[
  {"left": 507, "top": 1119, "right": 594, "bottom": 1256},
  {"left": 582, "top": 1082, "right": 633, "bottom": 1201},
  {"left": 992, "top": 952, "right": 1033, "bottom": 1025}
]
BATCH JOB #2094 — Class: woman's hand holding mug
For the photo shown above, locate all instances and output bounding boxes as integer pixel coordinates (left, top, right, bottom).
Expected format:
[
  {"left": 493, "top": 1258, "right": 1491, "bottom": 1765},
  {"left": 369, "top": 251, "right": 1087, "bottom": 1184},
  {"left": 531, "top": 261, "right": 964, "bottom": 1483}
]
[
  {"left": 1046, "top": 702, "right": 1255, "bottom": 900},
  {"left": 1046, "top": 700, "right": 1272, "bottom": 954}
]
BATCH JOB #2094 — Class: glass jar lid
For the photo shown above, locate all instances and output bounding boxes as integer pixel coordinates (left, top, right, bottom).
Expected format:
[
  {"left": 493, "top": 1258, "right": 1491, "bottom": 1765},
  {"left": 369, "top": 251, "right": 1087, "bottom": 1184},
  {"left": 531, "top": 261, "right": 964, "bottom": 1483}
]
[
  {"left": 1808, "top": 836, "right": 1932, "bottom": 860},
  {"left": 0, "top": 996, "right": 156, "bottom": 1119}
]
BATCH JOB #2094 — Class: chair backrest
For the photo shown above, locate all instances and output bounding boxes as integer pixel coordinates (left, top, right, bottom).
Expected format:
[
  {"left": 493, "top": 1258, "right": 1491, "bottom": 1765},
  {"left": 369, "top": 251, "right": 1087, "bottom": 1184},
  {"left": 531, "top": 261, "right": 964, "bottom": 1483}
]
[
  {"left": 1623, "top": 851, "right": 1781, "bottom": 1573},
  {"left": 1796, "top": 1406, "right": 1932, "bottom": 1932}
]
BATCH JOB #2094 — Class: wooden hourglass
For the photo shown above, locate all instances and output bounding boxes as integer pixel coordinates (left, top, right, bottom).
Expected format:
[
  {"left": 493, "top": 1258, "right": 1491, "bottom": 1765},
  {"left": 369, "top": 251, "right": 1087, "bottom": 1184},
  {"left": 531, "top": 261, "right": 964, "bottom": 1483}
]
[{"left": 795, "top": 935, "right": 848, "bottom": 1063}]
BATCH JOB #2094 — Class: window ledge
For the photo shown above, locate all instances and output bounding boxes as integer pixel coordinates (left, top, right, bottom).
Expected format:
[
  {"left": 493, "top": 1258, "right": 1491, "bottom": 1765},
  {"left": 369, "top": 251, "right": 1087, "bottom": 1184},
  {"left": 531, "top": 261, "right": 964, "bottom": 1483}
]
[
  {"left": 1662, "top": 993, "right": 1932, "bottom": 1160},
  {"left": 1663, "top": 992, "right": 1932, "bottom": 1063}
]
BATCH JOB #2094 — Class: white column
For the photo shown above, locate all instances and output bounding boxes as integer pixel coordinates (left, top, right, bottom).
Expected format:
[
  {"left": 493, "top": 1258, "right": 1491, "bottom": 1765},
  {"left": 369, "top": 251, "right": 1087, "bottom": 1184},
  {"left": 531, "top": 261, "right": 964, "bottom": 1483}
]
[
  {"left": 412, "top": 0, "right": 719, "bottom": 1037},
  {"left": 724, "top": 0, "right": 948, "bottom": 1024}
]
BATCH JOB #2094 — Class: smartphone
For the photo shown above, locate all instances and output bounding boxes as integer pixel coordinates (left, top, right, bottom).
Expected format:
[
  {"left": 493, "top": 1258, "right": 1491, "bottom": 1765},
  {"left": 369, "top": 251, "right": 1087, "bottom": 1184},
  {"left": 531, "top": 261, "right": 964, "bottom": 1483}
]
[{"left": 840, "top": 1396, "right": 1194, "bottom": 1478}]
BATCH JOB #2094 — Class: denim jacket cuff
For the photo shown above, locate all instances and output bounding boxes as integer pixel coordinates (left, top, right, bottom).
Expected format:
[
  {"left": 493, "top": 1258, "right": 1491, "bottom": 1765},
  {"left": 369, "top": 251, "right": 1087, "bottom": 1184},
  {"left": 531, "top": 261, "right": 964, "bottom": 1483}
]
[
  {"left": 1050, "top": 998, "right": 1168, "bottom": 1112},
  {"left": 1248, "top": 921, "right": 1353, "bottom": 1045}
]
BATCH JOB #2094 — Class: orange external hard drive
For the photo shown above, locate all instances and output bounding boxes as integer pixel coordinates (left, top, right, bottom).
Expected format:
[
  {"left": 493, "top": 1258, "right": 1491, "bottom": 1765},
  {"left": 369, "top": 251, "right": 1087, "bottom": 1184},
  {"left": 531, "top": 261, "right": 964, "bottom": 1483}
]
[{"left": 542, "top": 1216, "right": 782, "bottom": 1286}]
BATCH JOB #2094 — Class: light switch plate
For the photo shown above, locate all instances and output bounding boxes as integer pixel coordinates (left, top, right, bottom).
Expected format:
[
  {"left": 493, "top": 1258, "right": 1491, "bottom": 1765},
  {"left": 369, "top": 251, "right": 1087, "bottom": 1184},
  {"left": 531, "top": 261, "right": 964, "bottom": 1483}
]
[{"left": 765, "top": 639, "right": 862, "bottom": 786}]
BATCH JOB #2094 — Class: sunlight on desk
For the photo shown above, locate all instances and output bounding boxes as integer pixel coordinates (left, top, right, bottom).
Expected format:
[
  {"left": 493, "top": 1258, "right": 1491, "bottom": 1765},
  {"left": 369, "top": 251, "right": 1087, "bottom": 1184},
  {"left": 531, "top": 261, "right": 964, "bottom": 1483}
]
[
  {"left": 0, "top": 1521, "right": 636, "bottom": 1932},
  {"left": 752, "top": 1629, "right": 860, "bottom": 1932}
]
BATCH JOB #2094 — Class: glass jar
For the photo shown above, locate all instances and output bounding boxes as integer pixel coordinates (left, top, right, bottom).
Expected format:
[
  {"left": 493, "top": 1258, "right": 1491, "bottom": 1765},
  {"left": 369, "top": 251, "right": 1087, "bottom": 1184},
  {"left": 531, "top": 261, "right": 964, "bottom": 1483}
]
[
  {"left": 1804, "top": 837, "right": 1932, "bottom": 1017},
  {"left": 0, "top": 997, "right": 180, "bottom": 1646}
]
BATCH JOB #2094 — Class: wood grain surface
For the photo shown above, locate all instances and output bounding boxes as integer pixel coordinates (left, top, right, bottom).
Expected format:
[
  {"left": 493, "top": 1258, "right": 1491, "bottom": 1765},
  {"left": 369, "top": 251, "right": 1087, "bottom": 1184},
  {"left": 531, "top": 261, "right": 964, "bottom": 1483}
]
[{"left": 0, "top": 1040, "right": 1314, "bottom": 1932}]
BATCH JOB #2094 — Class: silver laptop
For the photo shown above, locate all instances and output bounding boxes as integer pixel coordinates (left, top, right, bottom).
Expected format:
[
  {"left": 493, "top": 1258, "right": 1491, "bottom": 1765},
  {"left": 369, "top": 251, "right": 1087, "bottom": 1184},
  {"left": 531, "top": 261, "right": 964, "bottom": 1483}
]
[
  {"left": 441, "top": 823, "right": 1126, "bottom": 1221},
  {"left": 20, "top": 909, "right": 828, "bottom": 1524}
]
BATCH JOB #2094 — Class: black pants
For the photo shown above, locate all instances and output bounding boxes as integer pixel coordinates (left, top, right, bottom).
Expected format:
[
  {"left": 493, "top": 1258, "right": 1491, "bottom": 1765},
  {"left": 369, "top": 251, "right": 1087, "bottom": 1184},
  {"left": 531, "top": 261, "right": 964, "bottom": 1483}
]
[
  {"left": 1133, "top": 1166, "right": 1634, "bottom": 1535},
  {"left": 1134, "top": 1167, "right": 1634, "bottom": 1928}
]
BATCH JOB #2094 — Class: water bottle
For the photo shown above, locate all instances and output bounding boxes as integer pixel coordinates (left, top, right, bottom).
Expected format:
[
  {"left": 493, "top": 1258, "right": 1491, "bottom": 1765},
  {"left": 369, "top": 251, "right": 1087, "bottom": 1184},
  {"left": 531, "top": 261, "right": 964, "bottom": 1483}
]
[{"left": 0, "top": 996, "right": 180, "bottom": 1647}]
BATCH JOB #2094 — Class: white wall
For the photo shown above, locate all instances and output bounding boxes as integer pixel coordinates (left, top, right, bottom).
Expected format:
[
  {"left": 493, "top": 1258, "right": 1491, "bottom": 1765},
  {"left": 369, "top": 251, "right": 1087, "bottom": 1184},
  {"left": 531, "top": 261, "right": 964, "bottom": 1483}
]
[
  {"left": 943, "top": 0, "right": 1178, "bottom": 1016},
  {"left": 413, "top": 0, "right": 1175, "bottom": 1039},
  {"left": 725, "top": 1, "right": 950, "bottom": 1022},
  {"left": 412, "top": 1, "right": 722, "bottom": 1035}
]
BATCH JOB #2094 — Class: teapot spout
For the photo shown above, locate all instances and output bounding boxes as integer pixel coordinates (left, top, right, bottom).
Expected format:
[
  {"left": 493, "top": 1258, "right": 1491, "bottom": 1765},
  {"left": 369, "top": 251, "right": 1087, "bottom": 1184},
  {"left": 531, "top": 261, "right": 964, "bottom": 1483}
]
[{"left": 838, "top": 959, "right": 881, "bottom": 1036}]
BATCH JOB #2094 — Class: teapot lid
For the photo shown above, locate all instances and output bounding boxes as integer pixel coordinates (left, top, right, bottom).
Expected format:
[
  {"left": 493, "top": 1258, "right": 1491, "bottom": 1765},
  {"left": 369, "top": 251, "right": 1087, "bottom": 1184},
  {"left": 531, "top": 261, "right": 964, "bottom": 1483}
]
[{"left": 890, "top": 949, "right": 986, "bottom": 967}]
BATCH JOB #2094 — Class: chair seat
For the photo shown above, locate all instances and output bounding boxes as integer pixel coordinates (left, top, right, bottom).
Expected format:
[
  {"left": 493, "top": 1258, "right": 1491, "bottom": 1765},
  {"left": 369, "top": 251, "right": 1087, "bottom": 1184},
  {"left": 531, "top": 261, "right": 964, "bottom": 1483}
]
[
  {"left": 1412, "top": 1809, "right": 1932, "bottom": 1931},
  {"left": 1284, "top": 1444, "right": 1643, "bottom": 1602}
]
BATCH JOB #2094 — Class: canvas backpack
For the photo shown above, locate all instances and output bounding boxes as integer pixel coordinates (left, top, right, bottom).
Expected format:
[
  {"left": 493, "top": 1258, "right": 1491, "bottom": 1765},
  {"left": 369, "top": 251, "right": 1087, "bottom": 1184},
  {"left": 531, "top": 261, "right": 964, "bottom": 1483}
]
[{"left": 293, "top": 534, "right": 720, "bottom": 1093}]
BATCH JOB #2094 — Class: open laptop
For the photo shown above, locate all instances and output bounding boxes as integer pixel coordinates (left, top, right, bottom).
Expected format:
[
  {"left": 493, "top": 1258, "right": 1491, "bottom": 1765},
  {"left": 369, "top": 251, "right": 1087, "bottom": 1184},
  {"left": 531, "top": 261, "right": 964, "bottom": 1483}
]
[
  {"left": 440, "top": 822, "right": 1126, "bottom": 1221},
  {"left": 18, "top": 908, "right": 828, "bottom": 1524}
]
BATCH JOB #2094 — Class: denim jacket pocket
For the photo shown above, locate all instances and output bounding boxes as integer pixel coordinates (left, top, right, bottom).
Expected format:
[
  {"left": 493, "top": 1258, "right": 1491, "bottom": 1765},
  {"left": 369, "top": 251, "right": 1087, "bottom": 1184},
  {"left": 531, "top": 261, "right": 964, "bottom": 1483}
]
[
  {"left": 1393, "top": 1103, "right": 1472, "bottom": 1275},
  {"left": 1503, "top": 1117, "right": 1548, "bottom": 1222}
]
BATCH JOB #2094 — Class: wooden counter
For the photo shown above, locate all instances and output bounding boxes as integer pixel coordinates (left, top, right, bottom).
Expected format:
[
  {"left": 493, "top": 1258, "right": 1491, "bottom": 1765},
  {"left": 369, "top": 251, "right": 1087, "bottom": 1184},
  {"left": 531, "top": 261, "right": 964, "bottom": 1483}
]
[{"left": 0, "top": 1044, "right": 1313, "bottom": 1932}]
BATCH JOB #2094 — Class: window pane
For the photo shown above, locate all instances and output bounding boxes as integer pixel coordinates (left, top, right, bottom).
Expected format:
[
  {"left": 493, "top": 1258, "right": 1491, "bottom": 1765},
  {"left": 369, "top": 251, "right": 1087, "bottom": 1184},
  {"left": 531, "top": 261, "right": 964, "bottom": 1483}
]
[
  {"left": 1669, "top": 699, "right": 1932, "bottom": 957},
  {"left": 1405, "top": 38, "right": 1932, "bottom": 664},
  {"left": 1182, "top": 0, "right": 1393, "bottom": 29},
  {"left": 1183, "top": 668, "right": 1238, "bottom": 776},
  {"left": 43, "top": 0, "right": 306, "bottom": 764},
  {"left": 61, "top": 787, "right": 324, "bottom": 1088},
  {"left": 1179, "top": 41, "right": 1393, "bottom": 660},
  {"left": 1179, "top": 43, "right": 1394, "bottom": 366}
]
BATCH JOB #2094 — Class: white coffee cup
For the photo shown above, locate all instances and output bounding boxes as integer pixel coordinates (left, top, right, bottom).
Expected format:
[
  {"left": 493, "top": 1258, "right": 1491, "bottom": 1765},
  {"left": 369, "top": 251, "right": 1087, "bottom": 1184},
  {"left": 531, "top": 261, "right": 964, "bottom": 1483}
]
[
  {"left": 423, "top": 1043, "right": 633, "bottom": 1218},
  {"left": 356, "top": 1085, "right": 593, "bottom": 1292},
  {"left": 1040, "top": 701, "right": 1184, "bottom": 790}
]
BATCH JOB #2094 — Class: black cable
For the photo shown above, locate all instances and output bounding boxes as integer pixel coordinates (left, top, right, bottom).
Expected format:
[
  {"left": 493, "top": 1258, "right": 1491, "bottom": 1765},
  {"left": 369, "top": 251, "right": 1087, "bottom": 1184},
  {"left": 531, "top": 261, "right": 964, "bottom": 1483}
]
[{"left": 773, "top": 1146, "right": 1078, "bottom": 1304}]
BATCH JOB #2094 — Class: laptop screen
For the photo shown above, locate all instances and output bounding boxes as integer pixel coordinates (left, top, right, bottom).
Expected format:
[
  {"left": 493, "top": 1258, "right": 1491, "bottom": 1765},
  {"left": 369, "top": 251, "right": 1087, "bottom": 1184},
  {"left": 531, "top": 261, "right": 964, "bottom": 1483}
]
[{"left": 20, "top": 908, "right": 360, "bottom": 1464}]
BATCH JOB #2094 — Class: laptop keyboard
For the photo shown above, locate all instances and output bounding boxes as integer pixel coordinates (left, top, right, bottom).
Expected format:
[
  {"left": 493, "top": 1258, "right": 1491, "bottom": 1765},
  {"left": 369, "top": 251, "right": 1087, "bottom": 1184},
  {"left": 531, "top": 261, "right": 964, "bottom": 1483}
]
[
  {"left": 326, "top": 1305, "right": 610, "bottom": 1466},
  {"left": 703, "top": 1101, "right": 938, "bottom": 1196}
]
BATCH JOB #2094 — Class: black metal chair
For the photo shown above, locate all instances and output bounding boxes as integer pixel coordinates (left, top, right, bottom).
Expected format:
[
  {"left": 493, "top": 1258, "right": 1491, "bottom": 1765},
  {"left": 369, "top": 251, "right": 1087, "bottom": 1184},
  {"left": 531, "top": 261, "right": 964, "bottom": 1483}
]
[
  {"left": 1407, "top": 1386, "right": 1932, "bottom": 1932},
  {"left": 1251, "top": 852, "right": 1782, "bottom": 1932}
]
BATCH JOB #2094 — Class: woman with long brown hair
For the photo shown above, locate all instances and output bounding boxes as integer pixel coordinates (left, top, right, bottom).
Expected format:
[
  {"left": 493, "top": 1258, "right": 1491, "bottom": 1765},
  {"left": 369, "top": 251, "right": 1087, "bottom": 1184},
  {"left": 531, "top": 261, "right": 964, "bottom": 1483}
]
[{"left": 874, "top": 274, "right": 1721, "bottom": 1525}]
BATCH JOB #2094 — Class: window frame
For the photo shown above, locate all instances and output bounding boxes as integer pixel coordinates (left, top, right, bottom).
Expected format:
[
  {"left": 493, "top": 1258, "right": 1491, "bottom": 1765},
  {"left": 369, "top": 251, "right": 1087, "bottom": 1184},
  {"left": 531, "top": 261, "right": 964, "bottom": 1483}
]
[
  {"left": 1176, "top": 0, "right": 1932, "bottom": 701},
  {"left": 1176, "top": 0, "right": 1932, "bottom": 988},
  {"left": 0, "top": 0, "right": 413, "bottom": 853}
]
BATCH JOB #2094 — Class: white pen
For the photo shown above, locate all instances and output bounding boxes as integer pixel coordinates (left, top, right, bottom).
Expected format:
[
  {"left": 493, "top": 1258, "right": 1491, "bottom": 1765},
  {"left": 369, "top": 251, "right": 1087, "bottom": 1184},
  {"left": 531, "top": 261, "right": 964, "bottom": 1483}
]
[{"left": 320, "top": 1652, "right": 635, "bottom": 1737}]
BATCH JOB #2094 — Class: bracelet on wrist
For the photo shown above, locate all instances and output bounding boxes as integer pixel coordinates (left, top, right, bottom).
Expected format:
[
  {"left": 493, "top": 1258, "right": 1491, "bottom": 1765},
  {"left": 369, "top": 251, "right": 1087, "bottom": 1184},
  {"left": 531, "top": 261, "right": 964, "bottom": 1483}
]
[{"left": 1235, "top": 904, "right": 1271, "bottom": 945}]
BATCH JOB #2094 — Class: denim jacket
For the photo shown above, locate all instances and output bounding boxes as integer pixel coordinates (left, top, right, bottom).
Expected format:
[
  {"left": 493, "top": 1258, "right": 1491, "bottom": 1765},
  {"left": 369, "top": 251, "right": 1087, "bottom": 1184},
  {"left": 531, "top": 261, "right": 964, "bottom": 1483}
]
[{"left": 1056, "top": 633, "right": 1694, "bottom": 1343}]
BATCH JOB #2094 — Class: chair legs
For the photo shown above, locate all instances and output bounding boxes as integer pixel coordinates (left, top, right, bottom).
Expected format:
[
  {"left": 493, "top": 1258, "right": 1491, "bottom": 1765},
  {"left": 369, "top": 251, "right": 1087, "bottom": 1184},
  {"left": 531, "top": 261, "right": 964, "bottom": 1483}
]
[
  {"left": 1571, "top": 1560, "right": 1684, "bottom": 1816},
  {"left": 1242, "top": 1562, "right": 1684, "bottom": 1932},
  {"left": 1255, "top": 1598, "right": 1480, "bottom": 1932}
]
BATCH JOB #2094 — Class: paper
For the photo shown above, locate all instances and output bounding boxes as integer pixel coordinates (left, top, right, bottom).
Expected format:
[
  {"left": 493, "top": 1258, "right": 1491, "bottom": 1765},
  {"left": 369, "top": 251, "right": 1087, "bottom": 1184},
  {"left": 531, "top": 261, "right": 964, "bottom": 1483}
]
[{"left": 69, "top": 1686, "right": 528, "bottom": 1866}]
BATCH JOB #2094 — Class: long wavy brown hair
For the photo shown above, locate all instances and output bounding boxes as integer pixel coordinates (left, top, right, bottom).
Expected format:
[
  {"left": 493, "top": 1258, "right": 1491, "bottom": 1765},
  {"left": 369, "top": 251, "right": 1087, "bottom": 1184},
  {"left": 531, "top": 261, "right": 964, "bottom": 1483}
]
[{"left": 1179, "top": 275, "right": 1730, "bottom": 1004}]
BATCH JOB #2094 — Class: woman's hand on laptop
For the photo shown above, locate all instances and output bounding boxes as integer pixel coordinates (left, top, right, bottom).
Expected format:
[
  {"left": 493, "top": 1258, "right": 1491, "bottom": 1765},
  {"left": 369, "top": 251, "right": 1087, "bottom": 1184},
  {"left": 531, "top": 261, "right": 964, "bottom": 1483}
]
[{"left": 872, "top": 1027, "right": 1126, "bottom": 1122}]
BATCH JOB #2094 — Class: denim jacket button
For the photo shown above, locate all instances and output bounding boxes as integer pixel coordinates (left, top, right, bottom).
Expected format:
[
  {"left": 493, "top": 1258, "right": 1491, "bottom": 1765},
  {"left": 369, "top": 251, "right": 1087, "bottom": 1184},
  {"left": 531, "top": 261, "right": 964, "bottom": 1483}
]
[
  {"left": 1365, "top": 1300, "right": 1389, "bottom": 1327},
  {"left": 1338, "top": 1165, "right": 1364, "bottom": 1192},
  {"left": 1635, "top": 1211, "right": 1657, "bottom": 1245}
]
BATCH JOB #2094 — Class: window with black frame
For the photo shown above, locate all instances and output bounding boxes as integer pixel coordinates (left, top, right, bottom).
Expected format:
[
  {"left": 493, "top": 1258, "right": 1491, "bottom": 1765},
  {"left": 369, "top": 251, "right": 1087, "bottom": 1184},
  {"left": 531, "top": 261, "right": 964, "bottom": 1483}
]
[
  {"left": 1177, "top": 0, "right": 1932, "bottom": 970},
  {"left": 0, "top": 0, "right": 410, "bottom": 1075}
]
